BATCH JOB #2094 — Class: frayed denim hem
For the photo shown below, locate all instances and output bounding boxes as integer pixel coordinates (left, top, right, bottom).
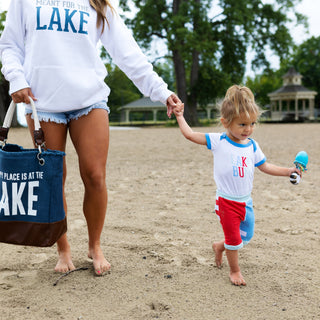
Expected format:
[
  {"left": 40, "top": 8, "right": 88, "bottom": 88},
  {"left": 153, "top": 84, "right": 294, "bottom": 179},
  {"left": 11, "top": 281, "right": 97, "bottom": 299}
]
[
  {"left": 25, "top": 101, "right": 110, "bottom": 124},
  {"left": 67, "top": 105, "right": 109, "bottom": 121},
  {"left": 25, "top": 113, "right": 69, "bottom": 124}
]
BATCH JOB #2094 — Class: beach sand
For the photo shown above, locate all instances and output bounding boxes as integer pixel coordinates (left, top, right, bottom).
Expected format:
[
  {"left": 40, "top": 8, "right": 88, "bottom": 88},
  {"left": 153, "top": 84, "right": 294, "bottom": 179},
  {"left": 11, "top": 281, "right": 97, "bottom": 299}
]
[{"left": 0, "top": 123, "right": 319, "bottom": 320}]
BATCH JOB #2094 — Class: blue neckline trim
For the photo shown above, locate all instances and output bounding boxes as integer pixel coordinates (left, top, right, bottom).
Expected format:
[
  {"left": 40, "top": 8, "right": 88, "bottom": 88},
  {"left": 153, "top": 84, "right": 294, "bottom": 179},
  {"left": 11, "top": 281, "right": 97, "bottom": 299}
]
[{"left": 220, "top": 132, "right": 254, "bottom": 148}]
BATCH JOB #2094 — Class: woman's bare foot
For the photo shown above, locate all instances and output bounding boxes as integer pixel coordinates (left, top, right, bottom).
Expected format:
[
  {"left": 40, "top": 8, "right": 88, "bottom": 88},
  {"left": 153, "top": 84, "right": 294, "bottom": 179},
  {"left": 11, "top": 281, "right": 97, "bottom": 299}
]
[
  {"left": 54, "top": 234, "right": 75, "bottom": 273},
  {"left": 212, "top": 241, "right": 225, "bottom": 268},
  {"left": 54, "top": 249, "right": 75, "bottom": 273},
  {"left": 88, "top": 246, "right": 111, "bottom": 276},
  {"left": 229, "top": 271, "right": 246, "bottom": 286}
]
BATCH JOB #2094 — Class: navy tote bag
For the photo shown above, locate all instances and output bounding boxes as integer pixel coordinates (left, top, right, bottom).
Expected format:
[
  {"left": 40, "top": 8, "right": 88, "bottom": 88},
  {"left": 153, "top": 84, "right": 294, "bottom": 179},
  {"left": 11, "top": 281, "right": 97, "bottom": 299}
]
[{"left": 0, "top": 98, "right": 66, "bottom": 246}]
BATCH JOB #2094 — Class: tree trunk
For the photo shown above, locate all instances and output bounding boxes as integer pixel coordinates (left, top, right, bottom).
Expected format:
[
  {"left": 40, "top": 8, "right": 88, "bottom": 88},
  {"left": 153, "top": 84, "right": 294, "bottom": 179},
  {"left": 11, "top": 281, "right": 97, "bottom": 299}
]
[
  {"left": 0, "top": 88, "right": 6, "bottom": 125},
  {"left": 0, "top": 80, "right": 15, "bottom": 126},
  {"left": 172, "top": 0, "right": 189, "bottom": 122},
  {"left": 172, "top": 49, "right": 188, "bottom": 114},
  {"left": 187, "top": 48, "right": 200, "bottom": 126},
  {"left": 172, "top": 0, "right": 200, "bottom": 126},
  {"left": 186, "top": 0, "right": 201, "bottom": 126}
]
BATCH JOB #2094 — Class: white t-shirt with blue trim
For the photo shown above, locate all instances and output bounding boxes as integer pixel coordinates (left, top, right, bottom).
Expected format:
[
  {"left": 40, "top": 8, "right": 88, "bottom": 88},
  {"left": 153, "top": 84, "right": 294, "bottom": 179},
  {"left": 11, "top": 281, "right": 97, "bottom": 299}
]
[{"left": 206, "top": 132, "right": 266, "bottom": 198}]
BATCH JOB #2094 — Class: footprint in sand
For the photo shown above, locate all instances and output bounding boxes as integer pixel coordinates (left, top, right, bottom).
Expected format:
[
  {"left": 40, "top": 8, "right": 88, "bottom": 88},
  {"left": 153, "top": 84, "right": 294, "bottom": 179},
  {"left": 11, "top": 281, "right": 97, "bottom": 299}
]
[
  {"left": 153, "top": 233, "right": 211, "bottom": 266},
  {"left": 274, "top": 227, "right": 304, "bottom": 235},
  {"left": 0, "top": 269, "right": 38, "bottom": 290},
  {"left": 69, "top": 219, "right": 86, "bottom": 231},
  {"left": 30, "top": 253, "right": 49, "bottom": 264},
  {"left": 0, "top": 270, "right": 16, "bottom": 290},
  {"left": 261, "top": 190, "right": 280, "bottom": 201}
]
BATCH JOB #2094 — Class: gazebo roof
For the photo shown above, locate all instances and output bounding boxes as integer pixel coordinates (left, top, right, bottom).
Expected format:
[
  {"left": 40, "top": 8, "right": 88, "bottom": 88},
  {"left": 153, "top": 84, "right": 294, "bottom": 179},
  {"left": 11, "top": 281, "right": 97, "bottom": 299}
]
[
  {"left": 119, "top": 97, "right": 165, "bottom": 110},
  {"left": 269, "top": 84, "right": 315, "bottom": 96},
  {"left": 268, "top": 67, "right": 317, "bottom": 97},
  {"left": 282, "top": 67, "right": 302, "bottom": 79}
]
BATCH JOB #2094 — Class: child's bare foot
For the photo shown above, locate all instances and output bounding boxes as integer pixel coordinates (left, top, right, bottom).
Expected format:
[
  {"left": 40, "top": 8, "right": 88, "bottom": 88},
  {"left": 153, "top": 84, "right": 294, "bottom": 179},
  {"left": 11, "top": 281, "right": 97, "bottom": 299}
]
[
  {"left": 229, "top": 271, "right": 246, "bottom": 286},
  {"left": 212, "top": 242, "right": 224, "bottom": 268},
  {"left": 54, "top": 250, "right": 75, "bottom": 273},
  {"left": 88, "top": 246, "right": 111, "bottom": 276}
]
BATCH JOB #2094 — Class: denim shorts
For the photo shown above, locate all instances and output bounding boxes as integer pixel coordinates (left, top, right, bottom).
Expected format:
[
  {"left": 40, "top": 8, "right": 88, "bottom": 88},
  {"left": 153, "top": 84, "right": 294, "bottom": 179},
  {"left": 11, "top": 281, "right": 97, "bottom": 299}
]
[{"left": 25, "top": 101, "right": 110, "bottom": 125}]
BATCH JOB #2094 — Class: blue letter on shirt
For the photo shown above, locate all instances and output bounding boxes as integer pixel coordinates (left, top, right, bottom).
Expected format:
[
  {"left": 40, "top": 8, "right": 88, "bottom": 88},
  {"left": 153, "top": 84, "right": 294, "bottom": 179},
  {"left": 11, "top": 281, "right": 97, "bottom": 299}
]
[
  {"left": 48, "top": 7, "right": 63, "bottom": 31},
  {"left": 233, "top": 166, "right": 238, "bottom": 177},
  {"left": 36, "top": 7, "right": 47, "bottom": 30},
  {"left": 78, "top": 11, "right": 89, "bottom": 34},
  {"left": 64, "top": 9, "right": 77, "bottom": 33}
]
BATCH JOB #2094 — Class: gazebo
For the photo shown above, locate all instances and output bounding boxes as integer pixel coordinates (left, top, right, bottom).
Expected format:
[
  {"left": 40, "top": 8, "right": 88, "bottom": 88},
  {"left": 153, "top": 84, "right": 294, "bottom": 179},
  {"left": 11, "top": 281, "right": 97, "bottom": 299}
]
[
  {"left": 119, "top": 96, "right": 216, "bottom": 123},
  {"left": 119, "top": 97, "right": 166, "bottom": 122},
  {"left": 268, "top": 67, "right": 317, "bottom": 121}
]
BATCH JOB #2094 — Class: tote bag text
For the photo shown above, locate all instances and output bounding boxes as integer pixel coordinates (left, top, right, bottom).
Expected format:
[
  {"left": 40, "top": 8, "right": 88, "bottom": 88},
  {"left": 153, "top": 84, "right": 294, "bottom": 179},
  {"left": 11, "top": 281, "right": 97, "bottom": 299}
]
[{"left": 0, "top": 170, "right": 44, "bottom": 217}]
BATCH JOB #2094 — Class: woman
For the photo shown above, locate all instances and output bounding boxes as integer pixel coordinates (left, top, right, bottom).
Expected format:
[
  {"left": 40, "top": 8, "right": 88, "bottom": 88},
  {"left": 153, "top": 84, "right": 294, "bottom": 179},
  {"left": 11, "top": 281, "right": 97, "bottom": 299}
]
[{"left": 0, "top": 0, "right": 180, "bottom": 275}]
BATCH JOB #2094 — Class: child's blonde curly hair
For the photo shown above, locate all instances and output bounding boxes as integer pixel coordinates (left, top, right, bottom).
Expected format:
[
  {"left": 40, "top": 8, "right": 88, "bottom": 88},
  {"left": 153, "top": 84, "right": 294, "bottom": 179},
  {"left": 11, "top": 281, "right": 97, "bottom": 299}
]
[{"left": 219, "top": 85, "right": 262, "bottom": 126}]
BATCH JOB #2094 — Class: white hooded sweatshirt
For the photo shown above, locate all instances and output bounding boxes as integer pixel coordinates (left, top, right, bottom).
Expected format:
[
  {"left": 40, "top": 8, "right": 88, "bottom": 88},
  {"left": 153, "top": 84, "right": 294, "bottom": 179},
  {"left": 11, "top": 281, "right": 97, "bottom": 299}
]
[{"left": 0, "top": 0, "right": 173, "bottom": 112}]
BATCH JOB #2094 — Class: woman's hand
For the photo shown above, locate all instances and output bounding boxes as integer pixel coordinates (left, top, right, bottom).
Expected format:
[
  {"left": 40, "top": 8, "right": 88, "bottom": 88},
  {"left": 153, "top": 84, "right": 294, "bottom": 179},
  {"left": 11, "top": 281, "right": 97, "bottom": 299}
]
[
  {"left": 166, "top": 93, "right": 181, "bottom": 118},
  {"left": 11, "top": 88, "right": 36, "bottom": 104}
]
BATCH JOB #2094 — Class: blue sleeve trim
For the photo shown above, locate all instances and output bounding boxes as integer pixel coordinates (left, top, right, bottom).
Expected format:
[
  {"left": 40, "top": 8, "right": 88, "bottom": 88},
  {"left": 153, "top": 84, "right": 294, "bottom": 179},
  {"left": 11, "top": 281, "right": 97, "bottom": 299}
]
[
  {"left": 255, "top": 157, "right": 266, "bottom": 167},
  {"left": 205, "top": 133, "right": 211, "bottom": 150}
]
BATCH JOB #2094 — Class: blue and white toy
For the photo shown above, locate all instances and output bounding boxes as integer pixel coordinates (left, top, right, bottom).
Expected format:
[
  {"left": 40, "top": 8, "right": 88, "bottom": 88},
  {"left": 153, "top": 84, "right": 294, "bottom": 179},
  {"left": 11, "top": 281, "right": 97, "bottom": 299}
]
[
  {"left": 290, "top": 151, "right": 308, "bottom": 185},
  {"left": 293, "top": 151, "right": 308, "bottom": 171}
]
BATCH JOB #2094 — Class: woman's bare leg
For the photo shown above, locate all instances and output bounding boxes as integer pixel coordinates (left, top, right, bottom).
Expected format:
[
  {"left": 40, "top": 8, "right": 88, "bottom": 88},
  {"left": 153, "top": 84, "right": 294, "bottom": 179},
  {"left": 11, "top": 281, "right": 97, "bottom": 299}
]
[
  {"left": 26, "top": 115, "right": 75, "bottom": 273},
  {"left": 69, "top": 109, "right": 110, "bottom": 275}
]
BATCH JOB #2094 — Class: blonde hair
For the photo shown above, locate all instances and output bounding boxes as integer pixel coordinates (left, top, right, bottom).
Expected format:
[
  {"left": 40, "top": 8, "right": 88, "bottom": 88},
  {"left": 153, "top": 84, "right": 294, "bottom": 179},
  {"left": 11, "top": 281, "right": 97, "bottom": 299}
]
[
  {"left": 90, "top": 0, "right": 114, "bottom": 33},
  {"left": 220, "top": 85, "right": 261, "bottom": 126}
]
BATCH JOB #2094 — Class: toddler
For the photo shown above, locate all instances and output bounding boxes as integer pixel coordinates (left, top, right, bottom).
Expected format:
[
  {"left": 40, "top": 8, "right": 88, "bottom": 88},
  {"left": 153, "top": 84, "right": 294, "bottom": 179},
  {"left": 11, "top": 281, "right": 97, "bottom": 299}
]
[{"left": 173, "top": 85, "right": 301, "bottom": 286}]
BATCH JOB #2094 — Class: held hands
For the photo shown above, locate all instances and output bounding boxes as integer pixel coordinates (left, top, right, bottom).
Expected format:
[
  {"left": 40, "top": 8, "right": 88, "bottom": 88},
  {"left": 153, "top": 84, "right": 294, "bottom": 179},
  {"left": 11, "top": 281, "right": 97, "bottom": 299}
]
[
  {"left": 171, "top": 102, "right": 207, "bottom": 145},
  {"left": 166, "top": 93, "right": 182, "bottom": 118},
  {"left": 11, "top": 88, "right": 36, "bottom": 104},
  {"left": 173, "top": 102, "right": 184, "bottom": 118}
]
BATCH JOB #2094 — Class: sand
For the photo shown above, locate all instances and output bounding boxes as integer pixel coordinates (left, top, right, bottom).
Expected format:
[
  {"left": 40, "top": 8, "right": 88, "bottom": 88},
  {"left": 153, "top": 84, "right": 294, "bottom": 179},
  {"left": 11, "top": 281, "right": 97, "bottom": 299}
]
[{"left": 0, "top": 123, "right": 319, "bottom": 320}]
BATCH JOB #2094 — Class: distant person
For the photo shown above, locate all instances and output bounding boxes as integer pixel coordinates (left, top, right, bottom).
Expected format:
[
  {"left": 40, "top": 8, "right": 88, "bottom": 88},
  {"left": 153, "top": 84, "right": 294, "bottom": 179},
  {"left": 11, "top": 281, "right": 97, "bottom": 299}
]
[
  {"left": 0, "top": 0, "right": 181, "bottom": 275},
  {"left": 173, "top": 85, "right": 301, "bottom": 285}
]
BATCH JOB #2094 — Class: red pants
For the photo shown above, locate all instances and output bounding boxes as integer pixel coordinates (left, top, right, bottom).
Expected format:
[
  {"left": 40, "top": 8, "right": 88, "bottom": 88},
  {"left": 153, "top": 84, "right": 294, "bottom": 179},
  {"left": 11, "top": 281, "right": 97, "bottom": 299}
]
[{"left": 215, "top": 196, "right": 246, "bottom": 249}]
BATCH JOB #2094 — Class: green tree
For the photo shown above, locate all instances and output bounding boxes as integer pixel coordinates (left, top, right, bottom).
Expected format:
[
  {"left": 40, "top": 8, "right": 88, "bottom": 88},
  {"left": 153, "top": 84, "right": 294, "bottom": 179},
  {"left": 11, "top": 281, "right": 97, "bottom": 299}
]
[
  {"left": 0, "top": 11, "right": 5, "bottom": 36},
  {"left": 119, "top": 0, "right": 307, "bottom": 125},
  {"left": 245, "top": 70, "right": 283, "bottom": 107},
  {"left": 153, "top": 61, "right": 175, "bottom": 91},
  {"left": 104, "top": 64, "right": 142, "bottom": 120},
  {"left": 0, "top": 11, "right": 7, "bottom": 84},
  {"left": 285, "top": 36, "right": 320, "bottom": 108},
  {"left": 248, "top": 36, "right": 320, "bottom": 112},
  {"left": 101, "top": 47, "right": 175, "bottom": 120}
]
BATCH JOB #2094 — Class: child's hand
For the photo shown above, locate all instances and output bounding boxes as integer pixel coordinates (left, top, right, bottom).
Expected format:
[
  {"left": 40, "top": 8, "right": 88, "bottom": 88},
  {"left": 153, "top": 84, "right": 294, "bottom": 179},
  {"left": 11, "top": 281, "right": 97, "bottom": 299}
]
[
  {"left": 173, "top": 102, "right": 184, "bottom": 117},
  {"left": 289, "top": 166, "right": 302, "bottom": 177}
]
